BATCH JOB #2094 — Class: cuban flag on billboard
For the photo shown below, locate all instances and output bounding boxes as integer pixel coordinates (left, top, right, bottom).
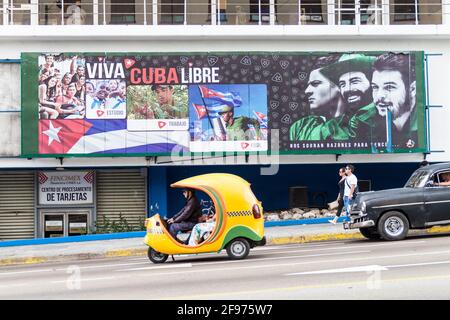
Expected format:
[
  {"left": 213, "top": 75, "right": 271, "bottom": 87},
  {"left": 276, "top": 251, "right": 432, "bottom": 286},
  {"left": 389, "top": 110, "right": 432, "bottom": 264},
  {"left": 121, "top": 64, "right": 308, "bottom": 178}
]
[
  {"left": 192, "top": 104, "right": 207, "bottom": 120},
  {"left": 253, "top": 111, "right": 268, "bottom": 129},
  {"left": 253, "top": 110, "right": 268, "bottom": 139},
  {"left": 198, "top": 85, "right": 242, "bottom": 108},
  {"left": 38, "top": 119, "right": 189, "bottom": 154},
  {"left": 192, "top": 103, "right": 230, "bottom": 120}
]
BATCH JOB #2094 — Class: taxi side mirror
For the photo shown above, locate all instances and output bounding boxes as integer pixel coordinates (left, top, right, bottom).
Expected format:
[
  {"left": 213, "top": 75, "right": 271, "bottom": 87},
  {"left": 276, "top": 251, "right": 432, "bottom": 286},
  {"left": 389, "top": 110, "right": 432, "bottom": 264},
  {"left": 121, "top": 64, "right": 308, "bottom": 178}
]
[{"left": 425, "top": 180, "right": 434, "bottom": 187}]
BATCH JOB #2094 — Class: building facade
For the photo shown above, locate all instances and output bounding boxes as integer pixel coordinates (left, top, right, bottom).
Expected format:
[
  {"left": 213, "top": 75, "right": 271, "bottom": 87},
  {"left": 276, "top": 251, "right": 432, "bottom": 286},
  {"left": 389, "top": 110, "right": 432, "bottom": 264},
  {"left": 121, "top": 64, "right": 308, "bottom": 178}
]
[{"left": 0, "top": 0, "right": 449, "bottom": 240}]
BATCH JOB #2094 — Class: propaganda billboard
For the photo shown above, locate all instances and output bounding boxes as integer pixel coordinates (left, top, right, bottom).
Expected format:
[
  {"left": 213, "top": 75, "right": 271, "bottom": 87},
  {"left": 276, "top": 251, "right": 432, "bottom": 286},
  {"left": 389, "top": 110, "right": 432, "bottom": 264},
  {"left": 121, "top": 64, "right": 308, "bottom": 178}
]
[{"left": 21, "top": 51, "right": 426, "bottom": 157}]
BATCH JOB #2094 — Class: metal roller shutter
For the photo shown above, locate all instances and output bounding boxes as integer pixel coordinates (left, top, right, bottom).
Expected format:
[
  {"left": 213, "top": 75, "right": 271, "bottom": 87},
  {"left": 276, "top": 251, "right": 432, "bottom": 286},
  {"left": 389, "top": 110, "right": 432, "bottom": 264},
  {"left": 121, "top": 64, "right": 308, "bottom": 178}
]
[
  {"left": 0, "top": 172, "right": 35, "bottom": 240},
  {"left": 96, "top": 170, "right": 147, "bottom": 231}
]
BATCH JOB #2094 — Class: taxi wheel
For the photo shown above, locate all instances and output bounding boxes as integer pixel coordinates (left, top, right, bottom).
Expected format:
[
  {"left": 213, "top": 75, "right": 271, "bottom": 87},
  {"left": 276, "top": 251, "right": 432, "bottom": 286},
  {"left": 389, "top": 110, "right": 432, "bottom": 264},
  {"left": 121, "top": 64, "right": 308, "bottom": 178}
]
[
  {"left": 148, "top": 247, "right": 168, "bottom": 264},
  {"left": 226, "top": 238, "right": 250, "bottom": 260}
]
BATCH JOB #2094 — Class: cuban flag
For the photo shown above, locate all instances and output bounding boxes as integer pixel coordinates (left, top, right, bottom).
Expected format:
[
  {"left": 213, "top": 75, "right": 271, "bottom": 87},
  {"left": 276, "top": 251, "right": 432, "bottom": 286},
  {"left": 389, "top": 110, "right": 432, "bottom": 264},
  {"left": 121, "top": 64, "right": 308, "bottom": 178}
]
[
  {"left": 192, "top": 104, "right": 207, "bottom": 120},
  {"left": 39, "top": 119, "right": 189, "bottom": 154},
  {"left": 253, "top": 111, "right": 268, "bottom": 129},
  {"left": 199, "top": 85, "right": 242, "bottom": 107},
  {"left": 253, "top": 110, "right": 268, "bottom": 140},
  {"left": 192, "top": 103, "right": 229, "bottom": 120}
]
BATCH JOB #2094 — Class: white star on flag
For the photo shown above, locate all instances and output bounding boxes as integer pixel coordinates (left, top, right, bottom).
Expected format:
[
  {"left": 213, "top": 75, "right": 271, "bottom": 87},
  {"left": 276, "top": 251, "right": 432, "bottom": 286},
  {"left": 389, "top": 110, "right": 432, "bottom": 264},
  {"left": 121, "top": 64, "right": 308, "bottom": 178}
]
[{"left": 43, "top": 121, "right": 62, "bottom": 146}]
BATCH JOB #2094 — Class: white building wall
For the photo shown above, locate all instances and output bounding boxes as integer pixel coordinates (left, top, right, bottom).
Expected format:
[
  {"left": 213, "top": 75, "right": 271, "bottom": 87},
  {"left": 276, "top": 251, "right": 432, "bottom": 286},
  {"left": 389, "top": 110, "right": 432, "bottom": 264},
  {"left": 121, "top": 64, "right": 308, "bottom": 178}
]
[
  {"left": 0, "top": 35, "right": 449, "bottom": 167},
  {"left": 0, "top": 63, "right": 21, "bottom": 157}
]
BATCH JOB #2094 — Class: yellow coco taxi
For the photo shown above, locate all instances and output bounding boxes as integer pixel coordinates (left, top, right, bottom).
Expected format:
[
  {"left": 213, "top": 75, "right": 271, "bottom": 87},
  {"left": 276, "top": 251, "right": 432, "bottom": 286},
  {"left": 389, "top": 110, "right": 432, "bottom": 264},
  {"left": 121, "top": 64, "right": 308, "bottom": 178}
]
[{"left": 143, "top": 173, "right": 266, "bottom": 263}]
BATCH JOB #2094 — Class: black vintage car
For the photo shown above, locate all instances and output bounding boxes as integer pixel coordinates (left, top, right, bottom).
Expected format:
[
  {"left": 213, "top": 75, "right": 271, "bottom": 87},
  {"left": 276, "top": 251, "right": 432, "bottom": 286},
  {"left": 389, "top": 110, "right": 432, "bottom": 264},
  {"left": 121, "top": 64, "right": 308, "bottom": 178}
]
[{"left": 343, "top": 162, "right": 450, "bottom": 241}]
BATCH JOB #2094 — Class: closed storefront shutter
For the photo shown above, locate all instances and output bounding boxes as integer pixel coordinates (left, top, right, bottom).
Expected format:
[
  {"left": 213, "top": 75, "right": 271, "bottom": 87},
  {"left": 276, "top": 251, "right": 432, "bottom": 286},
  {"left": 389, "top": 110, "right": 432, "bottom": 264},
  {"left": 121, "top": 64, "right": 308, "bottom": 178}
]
[
  {"left": 96, "top": 170, "right": 147, "bottom": 232},
  {"left": 0, "top": 172, "right": 35, "bottom": 240}
]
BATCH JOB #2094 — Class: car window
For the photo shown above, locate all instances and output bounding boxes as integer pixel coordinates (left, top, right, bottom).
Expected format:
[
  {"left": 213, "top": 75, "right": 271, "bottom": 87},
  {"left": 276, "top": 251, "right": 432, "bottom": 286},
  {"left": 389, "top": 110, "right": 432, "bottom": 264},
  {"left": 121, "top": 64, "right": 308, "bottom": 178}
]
[
  {"left": 437, "top": 171, "right": 450, "bottom": 187},
  {"left": 404, "top": 170, "right": 430, "bottom": 188}
]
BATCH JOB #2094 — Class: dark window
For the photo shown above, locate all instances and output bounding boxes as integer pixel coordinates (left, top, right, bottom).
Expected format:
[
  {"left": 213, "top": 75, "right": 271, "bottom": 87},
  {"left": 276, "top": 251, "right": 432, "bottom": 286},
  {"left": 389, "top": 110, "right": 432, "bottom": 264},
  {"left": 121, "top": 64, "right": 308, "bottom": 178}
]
[
  {"left": 160, "top": 0, "right": 185, "bottom": 24},
  {"left": 111, "top": 0, "right": 136, "bottom": 24},
  {"left": 339, "top": 0, "right": 356, "bottom": 25},
  {"left": 249, "top": 0, "right": 271, "bottom": 23},
  {"left": 393, "top": 0, "right": 417, "bottom": 22},
  {"left": 302, "top": 0, "right": 324, "bottom": 23}
]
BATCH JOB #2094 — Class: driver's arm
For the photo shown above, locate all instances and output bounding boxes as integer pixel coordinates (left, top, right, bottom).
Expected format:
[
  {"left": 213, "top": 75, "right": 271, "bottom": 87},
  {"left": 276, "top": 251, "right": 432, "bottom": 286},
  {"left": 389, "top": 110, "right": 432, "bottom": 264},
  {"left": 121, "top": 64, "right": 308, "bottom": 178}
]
[
  {"left": 173, "top": 198, "right": 197, "bottom": 223},
  {"left": 169, "top": 207, "right": 185, "bottom": 223}
]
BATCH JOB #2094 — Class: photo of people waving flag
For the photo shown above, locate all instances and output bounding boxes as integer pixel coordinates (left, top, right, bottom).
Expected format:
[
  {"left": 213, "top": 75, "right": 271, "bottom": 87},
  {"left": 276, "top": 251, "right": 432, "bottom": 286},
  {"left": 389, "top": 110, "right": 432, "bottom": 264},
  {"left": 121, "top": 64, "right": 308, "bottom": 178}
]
[{"left": 189, "top": 84, "right": 268, "bottom": 152}]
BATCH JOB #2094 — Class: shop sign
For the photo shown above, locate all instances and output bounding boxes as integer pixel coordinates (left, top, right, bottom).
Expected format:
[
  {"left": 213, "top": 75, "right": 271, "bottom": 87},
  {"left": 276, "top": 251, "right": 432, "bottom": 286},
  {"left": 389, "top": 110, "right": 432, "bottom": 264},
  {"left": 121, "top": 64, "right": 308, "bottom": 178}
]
[
  {"left": 38, "top": 171, "right": 94, "bottom": 205},
  {"left": 69, "top": 222, "right": 87, "bottom": 234},
  {"left": 45, "top": 220, "right": 63, "bottom": 232}
]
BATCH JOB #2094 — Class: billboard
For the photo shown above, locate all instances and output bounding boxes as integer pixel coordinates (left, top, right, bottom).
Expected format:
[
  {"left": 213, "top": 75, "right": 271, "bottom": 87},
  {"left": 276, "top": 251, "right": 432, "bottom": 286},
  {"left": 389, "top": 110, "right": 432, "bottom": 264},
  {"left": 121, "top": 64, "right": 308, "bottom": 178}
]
[{"left": 21, "top": 52, "right": 426, "bottom": 157}]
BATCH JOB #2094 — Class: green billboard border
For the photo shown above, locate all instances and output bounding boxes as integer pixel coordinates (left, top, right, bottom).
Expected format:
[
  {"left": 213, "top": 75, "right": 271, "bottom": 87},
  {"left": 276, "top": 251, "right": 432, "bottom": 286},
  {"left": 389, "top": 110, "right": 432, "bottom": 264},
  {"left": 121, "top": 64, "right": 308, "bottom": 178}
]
[{"left": 21, "top": 51, "right": 428, "bottom": 158}]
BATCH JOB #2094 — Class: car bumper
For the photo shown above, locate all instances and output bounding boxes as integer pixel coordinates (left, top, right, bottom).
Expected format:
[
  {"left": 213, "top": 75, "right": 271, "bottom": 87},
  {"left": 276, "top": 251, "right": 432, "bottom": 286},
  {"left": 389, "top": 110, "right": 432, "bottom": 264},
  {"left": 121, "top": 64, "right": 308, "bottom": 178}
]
[{"left": 343, "top": 215, "right": 375, "bottom": 229}]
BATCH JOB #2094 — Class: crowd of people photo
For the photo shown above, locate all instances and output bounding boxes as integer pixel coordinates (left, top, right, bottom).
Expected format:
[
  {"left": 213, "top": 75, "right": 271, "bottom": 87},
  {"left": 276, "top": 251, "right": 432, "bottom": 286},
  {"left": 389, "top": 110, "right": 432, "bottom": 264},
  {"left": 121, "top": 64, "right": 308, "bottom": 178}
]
[{"left": 38, "top": 54, "right": 86, "bottom": 120}]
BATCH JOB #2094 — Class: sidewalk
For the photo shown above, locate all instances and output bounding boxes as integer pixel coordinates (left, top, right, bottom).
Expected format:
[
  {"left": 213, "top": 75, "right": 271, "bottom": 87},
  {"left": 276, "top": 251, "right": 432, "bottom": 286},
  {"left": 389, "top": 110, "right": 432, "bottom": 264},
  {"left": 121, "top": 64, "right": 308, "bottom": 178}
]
[{"left": 1, "top": 223, "right": 450, "bottom": 266}]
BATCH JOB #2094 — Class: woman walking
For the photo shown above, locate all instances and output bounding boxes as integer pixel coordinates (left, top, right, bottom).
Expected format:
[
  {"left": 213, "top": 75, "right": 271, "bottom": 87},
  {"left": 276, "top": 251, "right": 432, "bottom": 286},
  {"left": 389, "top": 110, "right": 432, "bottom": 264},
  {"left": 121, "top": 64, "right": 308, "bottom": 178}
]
[{"left": 329, "top": 167, "right": 346, "bottom": 224}]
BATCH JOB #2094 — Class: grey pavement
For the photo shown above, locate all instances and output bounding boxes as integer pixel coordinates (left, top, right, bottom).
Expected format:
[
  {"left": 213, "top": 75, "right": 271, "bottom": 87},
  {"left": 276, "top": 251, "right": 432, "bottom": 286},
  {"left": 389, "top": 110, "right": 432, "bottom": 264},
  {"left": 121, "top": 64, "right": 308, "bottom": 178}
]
[
  {"left": 0, "top": 223, "right": 358, "bottom": 263},
  {"left": 1, "top": 222, "right": 448, "bottom": 265},
  {"left": 2, "top": 234, "right": 450, "bottom": 299}
]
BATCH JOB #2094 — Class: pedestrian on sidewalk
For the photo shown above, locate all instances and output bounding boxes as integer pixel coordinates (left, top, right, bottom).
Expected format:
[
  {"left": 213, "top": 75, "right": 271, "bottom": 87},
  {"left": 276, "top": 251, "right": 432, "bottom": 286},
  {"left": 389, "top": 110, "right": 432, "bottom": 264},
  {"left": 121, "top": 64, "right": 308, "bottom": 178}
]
[
  {"left": 330, "top": 167, "right": 346, "bottom": 224},
  {"left": 343, "top": 164, "right": 358, "bottom": 220}
]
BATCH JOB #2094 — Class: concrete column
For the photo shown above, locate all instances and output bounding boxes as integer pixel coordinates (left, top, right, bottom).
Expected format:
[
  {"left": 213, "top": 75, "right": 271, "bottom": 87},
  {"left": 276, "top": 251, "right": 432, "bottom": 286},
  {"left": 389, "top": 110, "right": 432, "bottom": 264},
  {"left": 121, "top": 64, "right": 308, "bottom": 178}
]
[
  {"left": 153, "top": 0, "right": 157, "bottom": 25},
  {"left": 148, "top": 166, "right": 168, "bottom": 218},
  {"left": 269, "top": 0, "right": 275, "bottom": 25},
  {"left": 30, "top": 0, "right": 38, "bottom": 25},
  {"left": 211, "top": 0, "right": 217, "bottom": 25},
  {"left": 2, "top": 0, "right": 8, "bottom": 25},
  {"left": 443, "top": 0, "right": 450, "bottom": 24},
  {"left": 93, "top": 0, "right": 99, "bottom": 25},
  {"left": 382, "top": 0, "right": 389, "bottom": 25},
  {"left": 328, "top": 0, "right": 335, "bottom": 25}
]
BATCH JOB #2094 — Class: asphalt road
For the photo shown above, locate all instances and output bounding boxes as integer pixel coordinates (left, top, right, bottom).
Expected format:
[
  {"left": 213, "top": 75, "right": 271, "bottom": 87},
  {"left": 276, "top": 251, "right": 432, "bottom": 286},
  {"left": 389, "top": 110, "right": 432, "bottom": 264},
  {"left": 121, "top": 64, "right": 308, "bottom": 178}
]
[{"left": 1, "top": 233, "right": 450, "bottom": 299}]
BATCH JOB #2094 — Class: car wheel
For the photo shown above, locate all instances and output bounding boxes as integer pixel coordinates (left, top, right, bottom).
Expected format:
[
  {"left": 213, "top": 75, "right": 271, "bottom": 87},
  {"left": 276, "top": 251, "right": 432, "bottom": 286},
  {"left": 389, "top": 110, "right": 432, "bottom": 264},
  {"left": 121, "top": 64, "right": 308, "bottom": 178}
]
[
  {"left": 226, "top": 238, "right": 250, "bottom": 260},
  {"left": 359, "top": 227, "right": 380, "bottom": 240},
  {"left": 147, "top": 247, "right": 168, "bottom": 264},
  {"left": 378, "top": 211, "right": 409, "bottom": 241}
]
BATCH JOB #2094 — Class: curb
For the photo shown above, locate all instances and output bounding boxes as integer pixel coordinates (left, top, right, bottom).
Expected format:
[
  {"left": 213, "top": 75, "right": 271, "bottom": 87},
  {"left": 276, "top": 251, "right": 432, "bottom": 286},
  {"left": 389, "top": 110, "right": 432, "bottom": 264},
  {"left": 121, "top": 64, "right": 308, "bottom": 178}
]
[
  {"left": 0, "top": 217, "right": 345, "bottom": 248},
  {"left": 0, "top": 257, "right": 48, "bottom": 266},
  {"left": 0, "top": 250, "right": 149, "bottom": 267},
  {"left": 2, "top": 226, "right": 450, "bottom": 267},
  {"left": 426, "top": 225, "right": 450, "bottom": 234},
  {"left": 0, "top": 231, "right": 361, "bottom": 267},
  {"left": 105, "top": 248, "right": 147, "bottom": 258},
  {"left": 0, "top": 231, "right": 146, "bottom": 248},
  {"left": 268, "top": 232, "right": 363, "bottom": 245}
]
